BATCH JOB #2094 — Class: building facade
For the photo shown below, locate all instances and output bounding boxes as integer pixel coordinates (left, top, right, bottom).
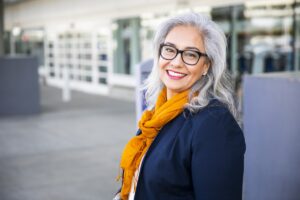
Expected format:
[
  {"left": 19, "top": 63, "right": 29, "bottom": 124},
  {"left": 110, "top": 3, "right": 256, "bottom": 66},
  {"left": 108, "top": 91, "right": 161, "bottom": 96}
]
[{"left": 4, "top": 0, "right": 300, "bottom": 99}]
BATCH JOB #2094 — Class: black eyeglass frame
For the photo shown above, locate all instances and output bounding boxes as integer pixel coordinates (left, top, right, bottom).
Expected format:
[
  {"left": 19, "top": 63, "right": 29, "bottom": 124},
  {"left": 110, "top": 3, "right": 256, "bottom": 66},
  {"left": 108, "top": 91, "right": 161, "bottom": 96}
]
[{"left": 159, "top": 44, "right": 208, "bottom": 65}]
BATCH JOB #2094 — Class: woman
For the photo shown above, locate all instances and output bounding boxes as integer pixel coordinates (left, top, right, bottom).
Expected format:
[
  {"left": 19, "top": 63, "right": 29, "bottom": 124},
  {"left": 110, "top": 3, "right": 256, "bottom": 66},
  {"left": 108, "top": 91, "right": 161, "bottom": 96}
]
[{"left": 115, "top": 12, "right": 246, "bottom": 200}]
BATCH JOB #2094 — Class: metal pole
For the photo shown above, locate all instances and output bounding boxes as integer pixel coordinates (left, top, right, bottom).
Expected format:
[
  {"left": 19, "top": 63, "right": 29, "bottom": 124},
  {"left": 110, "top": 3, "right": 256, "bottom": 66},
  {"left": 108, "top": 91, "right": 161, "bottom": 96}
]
[
  {"left": 0, "top": 0, "right": 4, "bottom": 56},
  {"left": 62, "top": 32, "right": 71, "bottom": 102},
  {"left": 10, "top": 31, "right": 15, "bottom": 55},
  {"left": 293, "top": 0, "right": 299, "bottom": 71},
  {"left": 62, "top": 65, "right": 71, "bottom": 102},
  {"left": 230, "top": 6, "right": 238, "bottom": 84}
]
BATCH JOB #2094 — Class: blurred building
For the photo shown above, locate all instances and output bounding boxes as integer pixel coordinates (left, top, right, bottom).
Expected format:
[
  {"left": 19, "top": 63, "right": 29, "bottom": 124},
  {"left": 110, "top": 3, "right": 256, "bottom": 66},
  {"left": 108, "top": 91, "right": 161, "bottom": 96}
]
[{"left": 4, "top": 0, "right": 300, "bottom": 99}]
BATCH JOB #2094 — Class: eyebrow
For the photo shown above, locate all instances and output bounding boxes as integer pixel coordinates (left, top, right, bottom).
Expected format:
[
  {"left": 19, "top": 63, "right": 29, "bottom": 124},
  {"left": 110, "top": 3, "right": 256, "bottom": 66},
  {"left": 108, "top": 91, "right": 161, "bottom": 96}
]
[{"left": 164, "top": 42, "right": 200, "bottom": 51}]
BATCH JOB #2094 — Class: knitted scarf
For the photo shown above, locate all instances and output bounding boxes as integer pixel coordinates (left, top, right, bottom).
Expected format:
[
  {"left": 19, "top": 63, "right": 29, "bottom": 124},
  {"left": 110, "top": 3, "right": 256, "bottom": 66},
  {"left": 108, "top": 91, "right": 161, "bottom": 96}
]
[{"left": 119, "top": 88, "right": 189, "bottom": 200}]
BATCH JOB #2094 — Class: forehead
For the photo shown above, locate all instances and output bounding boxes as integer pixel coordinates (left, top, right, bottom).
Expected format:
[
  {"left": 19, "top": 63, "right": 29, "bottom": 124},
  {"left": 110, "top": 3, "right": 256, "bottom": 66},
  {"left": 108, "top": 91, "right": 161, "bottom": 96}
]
[{"left": 164, "top": 25, "right": 204, "bottom": 50}]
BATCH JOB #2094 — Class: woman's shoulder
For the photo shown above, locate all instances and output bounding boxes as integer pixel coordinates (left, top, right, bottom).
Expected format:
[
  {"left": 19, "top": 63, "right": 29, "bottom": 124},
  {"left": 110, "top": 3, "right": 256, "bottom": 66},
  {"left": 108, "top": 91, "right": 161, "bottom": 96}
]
[
  {"left": 186, "top": 99, "right": 245, "bottom": 152},
  {"left": 186, "top": 99, "right": 232, "bottom": 120},
  {"left": 185, "top": 99, "right": 241, "bottom": 133}
]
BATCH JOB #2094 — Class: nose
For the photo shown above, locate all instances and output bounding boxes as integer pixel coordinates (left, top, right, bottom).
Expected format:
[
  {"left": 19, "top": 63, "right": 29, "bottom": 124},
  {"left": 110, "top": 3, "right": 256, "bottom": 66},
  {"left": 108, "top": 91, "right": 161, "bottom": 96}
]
[{"left": 170, "top": 52, "right": 184, "bottom": 67}]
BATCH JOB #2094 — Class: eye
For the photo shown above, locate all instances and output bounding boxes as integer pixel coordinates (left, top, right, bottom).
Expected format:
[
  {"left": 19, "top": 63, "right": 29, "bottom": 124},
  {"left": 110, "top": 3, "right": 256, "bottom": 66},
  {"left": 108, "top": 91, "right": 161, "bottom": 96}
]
[
  {"left": 164, "top": 46, "right": 176, "bottom": 53},
  {"left": 184, "top": 51, "right": 198, "bottom": 59}
]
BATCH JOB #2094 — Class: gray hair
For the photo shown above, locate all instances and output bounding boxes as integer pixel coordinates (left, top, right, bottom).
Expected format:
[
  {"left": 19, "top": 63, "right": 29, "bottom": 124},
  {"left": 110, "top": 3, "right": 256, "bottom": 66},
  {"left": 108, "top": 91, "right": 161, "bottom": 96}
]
[{"left": 143, "top": 12, "right": 238, "bottom": 119}]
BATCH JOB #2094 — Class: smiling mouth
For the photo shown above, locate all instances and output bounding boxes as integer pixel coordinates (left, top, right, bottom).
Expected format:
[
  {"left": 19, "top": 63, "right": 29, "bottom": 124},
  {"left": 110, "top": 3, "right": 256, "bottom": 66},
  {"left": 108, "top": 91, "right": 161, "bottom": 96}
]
[{"left": 166, "top": 70, "right": 187, "bottom": 79}]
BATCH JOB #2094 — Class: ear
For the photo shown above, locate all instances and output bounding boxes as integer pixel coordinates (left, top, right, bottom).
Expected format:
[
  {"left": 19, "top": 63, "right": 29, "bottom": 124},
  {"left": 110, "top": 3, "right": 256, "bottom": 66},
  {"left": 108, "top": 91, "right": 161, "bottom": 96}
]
[{"left": 202, "top": 59, "right": 211, "bottom": 76}]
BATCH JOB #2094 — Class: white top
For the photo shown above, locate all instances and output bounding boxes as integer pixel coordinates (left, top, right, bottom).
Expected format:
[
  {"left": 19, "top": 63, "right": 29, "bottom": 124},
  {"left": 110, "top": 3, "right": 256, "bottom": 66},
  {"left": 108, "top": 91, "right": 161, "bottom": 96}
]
[{"left": 128, "top": 156, "right": 145, "bottom": 200}]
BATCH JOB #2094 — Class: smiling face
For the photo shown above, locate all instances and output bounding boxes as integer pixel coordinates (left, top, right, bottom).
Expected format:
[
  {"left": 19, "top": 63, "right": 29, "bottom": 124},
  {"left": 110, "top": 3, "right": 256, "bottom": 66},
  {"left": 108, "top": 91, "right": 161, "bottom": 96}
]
[{"left": 159, "top": 25, "right": 209, "bottom": 100}]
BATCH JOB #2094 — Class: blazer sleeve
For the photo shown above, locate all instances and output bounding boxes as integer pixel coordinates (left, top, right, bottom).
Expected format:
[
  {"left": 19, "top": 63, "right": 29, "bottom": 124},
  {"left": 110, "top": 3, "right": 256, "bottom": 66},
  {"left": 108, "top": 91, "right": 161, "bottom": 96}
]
[{"left": 191, "top": 109, "right": 246, "bottom": 200}]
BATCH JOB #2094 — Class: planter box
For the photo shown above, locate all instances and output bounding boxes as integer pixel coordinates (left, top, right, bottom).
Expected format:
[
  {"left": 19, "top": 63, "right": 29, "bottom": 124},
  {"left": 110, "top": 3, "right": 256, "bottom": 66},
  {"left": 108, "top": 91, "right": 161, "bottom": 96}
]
[
  {"left": 243, "top": 72, "right": 300, "bottom": 200},
  {"left": 0, "top": 56, "right": 40, "bottom": 115}
]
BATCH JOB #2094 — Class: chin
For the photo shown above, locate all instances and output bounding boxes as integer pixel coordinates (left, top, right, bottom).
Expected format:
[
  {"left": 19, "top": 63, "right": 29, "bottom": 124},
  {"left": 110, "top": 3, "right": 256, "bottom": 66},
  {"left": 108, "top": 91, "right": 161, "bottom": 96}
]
[{"left": 166, "top": 87, "right": 186, "bottom": 93}]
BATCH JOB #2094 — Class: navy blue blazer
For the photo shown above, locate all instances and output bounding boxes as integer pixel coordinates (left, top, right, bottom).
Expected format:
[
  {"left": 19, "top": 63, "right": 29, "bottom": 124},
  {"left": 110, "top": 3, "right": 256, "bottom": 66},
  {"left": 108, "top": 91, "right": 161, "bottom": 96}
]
[{"left": 133, "top": 100, "right": 246, "bottom": 200}]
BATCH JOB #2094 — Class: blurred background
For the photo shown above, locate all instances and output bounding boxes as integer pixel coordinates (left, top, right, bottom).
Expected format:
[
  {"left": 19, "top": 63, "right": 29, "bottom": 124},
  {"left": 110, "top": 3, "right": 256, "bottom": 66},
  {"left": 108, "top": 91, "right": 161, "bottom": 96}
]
[{"left": 0, "top": 0, "right": 299, "bottom": 200}]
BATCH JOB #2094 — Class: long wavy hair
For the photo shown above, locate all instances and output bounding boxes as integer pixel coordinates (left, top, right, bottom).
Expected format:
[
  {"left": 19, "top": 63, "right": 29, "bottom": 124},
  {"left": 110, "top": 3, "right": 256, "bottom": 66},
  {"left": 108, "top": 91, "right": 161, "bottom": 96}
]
[{"left": 143, "top": 12, "right": 238, "bottom": 119}]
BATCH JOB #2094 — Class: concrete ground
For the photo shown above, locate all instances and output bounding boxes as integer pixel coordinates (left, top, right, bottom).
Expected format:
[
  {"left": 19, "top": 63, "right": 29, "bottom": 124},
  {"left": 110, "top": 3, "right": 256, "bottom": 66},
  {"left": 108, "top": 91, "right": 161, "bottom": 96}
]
[{"left": 0, "top": 85, "right": 136, "bottom": 200}]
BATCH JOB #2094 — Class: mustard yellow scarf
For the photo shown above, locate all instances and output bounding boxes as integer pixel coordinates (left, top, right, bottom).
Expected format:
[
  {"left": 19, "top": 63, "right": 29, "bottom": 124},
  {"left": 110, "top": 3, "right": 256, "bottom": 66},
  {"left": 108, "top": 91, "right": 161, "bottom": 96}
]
[{"left": 119, "top": 88, "right": 189, "bottom": 200}]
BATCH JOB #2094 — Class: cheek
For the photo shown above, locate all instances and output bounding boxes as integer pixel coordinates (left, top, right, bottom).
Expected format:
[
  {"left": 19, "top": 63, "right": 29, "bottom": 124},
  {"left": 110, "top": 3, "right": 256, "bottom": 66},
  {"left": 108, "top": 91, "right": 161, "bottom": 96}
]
[
  {"left": 191, "top": 71, "right": 202, "bottom": 81},
  {"left": 189, "top": 67, "right": 204, "bottom": 81},
  {"left": 158, "top": 58, "right": 169, "bottom": 70},
  {"left": 158, "top": 59, "right": 165, "bottom": 79}
]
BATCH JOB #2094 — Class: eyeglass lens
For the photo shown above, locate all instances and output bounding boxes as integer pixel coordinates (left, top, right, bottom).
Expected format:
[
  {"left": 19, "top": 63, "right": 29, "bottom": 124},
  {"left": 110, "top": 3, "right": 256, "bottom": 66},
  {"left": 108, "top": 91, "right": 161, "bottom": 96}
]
[{"left": 161, "top": 45, "right": 200, "bottom": 65}]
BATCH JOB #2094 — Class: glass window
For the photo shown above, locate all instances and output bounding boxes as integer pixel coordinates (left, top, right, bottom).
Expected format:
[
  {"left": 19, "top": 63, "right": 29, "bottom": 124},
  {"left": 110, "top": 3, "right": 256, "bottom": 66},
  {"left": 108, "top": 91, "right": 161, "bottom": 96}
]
[
  {"left": 113, "top": 17, "right": 141, "bottom": 75},
  {"left": 98, "top": 66, "right": 107, "bottom": 72},
  {"left": 243, "top": 3, "right": 293, "bottom": 73},
  {"left": 99, "top": 77, "right": 107, "bottom": 84},
  {"left": 86, "top": 76, "right": 92, "bottom": 82}
]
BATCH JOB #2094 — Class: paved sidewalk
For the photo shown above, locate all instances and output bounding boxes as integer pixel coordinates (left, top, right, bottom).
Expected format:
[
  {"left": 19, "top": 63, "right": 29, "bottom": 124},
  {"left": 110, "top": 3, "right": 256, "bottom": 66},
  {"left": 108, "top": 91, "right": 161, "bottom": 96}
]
[{"left": 0, "top": 85, "right": 136, "bottom": 200}]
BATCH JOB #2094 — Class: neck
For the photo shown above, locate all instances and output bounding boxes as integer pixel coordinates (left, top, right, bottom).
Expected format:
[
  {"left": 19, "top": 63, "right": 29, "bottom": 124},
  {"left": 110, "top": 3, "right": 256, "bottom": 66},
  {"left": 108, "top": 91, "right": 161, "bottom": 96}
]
[{"left": 166, "top": 90, "right": 177, "bottom": 100}]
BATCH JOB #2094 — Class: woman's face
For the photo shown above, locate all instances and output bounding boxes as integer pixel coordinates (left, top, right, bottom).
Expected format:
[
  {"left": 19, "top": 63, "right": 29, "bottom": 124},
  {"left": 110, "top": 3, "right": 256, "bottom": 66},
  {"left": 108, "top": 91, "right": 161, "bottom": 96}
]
[{"left": 159, "top": 25, "right": 209, "bottom": 99}]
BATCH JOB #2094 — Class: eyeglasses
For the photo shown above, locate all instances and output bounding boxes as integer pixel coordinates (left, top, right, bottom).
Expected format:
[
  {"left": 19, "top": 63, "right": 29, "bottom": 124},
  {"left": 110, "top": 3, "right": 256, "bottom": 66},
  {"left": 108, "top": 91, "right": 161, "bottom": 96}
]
[{"left": 159, "top": 44, "right": 208, "bottom": 65}]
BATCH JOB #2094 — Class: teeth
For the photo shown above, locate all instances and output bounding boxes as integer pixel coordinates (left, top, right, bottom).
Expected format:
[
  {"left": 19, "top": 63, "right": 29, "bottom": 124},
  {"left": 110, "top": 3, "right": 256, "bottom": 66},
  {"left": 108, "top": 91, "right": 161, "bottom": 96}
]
[{"left": 168, "top": 70, "right": 185, "bottom": 77}]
